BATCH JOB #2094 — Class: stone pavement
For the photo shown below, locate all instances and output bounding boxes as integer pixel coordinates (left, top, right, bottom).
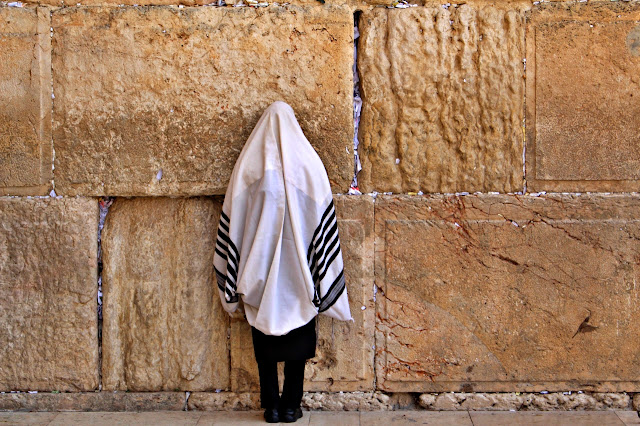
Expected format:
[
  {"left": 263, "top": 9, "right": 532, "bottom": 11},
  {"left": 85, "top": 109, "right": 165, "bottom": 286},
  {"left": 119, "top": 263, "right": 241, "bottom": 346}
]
[{"left": 0, "top": 411, "right": 639, "bottom": 425}]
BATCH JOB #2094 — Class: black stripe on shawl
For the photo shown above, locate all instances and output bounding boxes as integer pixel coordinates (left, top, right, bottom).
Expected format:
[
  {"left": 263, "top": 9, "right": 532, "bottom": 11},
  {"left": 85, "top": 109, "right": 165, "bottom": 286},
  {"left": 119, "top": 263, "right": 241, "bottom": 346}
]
[
  {"left": 307, "top": 200, "right": 345, "bottom": 308},
  {"left": 214, "top": 266, "right": 227, "bottom": 293},
  {"left": 217, "top": 229, "right": 240, "bottom": 266},
  {"left": 317, "top": 270, "right": 345, "bottom": 313},
  {"left": 309, "top": 220, "right": 338, "bottom": 275},
  {"left": 215, "top": 266, "right": 238, "bottom": 302},
  {"left": 312, "top": 236, "right": 340, "bottom": 283},
  {"left": 307, "top": 201, "right": 335, "bottom": 262},
  {"left": 215, "top": 211, "right": 239, "bottom": 302}
]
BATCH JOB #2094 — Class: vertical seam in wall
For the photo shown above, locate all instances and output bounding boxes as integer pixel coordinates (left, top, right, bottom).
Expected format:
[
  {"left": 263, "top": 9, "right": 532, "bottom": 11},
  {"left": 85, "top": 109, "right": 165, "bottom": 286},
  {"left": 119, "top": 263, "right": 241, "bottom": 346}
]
[
  {"left": 184, "top": 391, "right": 191, "bottom": 411},
  {"left": 49, "top": 8, "right": 55, "bottom": 195},
  {"left": 351, "top": 11, "right": 363, "bottom": 193},
  {"left": 522, "top": 11, "right": 527, "bottom": 195},
  {"left": 97, "top": 197, "right": 113, "bottom": 391}
]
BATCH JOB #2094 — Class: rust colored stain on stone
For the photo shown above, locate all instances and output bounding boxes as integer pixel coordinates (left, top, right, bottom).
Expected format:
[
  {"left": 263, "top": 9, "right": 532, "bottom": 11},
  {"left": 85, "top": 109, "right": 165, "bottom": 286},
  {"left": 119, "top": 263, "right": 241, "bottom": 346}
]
[
  {"left": 0, "top": 7, "right": 52, "bottom": 196},
  {"left": 526, "top": 2, "right": 640, "bottom": 192},
  {"left": 375, "top": 194, "right": 640, "bottom": 392},
  {"left": 230, "top": 195, "right": 375, "bottom": 392},
  {"left": 101, "top": 197, "right": 229, "bottom": 391},
  {"left": 358, "top": 6, "right": 525, "bottom": 194},
  {"left": 52, "top": 6, "right": 353, "bottom": 196},
  {"left": 0, "top": 198, "right": 98, "bottom": 391}
]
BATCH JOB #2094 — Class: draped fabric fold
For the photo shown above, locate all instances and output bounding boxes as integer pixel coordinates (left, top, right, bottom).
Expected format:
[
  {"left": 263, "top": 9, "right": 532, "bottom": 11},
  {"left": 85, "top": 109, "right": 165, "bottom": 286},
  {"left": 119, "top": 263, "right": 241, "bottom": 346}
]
[{"left": 214, "top": 101, "right": 353, "bottom": 336}]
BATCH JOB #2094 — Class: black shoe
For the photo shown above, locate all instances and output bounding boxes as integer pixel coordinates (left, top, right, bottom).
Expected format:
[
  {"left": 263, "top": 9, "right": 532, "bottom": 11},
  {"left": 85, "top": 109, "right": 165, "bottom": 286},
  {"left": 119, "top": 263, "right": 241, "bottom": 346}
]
[
  {"left": 263, "top": 408, "right": 279, "bottom": 423},
  {"left": 281, "top": 407, "right": 303, "bottom": 423}
]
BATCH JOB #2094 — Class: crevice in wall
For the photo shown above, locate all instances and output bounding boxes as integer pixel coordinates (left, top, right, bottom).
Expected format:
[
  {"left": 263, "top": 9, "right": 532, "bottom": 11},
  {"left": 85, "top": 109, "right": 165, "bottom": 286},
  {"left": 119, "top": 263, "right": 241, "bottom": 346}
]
[
  {"left": 97, "top": 197, "right": 114, "bottom": 391},
  {"left": 522, "top": 18, "right": 527, "bottom": 195},
  {"left": 49, "top": 8, "right": 55, "bottom": 197},
  {"left": 349, "top": 11, "right": 363, "bottom": 195},
  {"left": 184, "top": 391, "right": 191, "bottom": 411}
]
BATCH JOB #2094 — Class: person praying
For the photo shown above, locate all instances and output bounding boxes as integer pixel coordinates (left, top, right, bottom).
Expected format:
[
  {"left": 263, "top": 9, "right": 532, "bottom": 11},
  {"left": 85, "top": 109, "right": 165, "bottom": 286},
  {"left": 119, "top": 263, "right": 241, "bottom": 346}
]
[{"left": 214, "top": 101, "right": 353, "bottom": 424}]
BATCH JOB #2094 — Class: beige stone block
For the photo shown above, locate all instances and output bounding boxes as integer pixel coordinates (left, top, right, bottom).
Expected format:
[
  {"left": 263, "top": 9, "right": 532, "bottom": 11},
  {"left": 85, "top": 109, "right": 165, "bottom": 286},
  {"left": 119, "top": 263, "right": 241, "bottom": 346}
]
[
  {"left": 229, "top": 195, "right": 375, "bottom": 392},
  {"left": 616, "top": 411, "right": 640, "bottom": 426},
  {"left": 187, "top": 392, "right": 261, "bottom": 411},
  {"left": 0, "top": 392, "right": 185, "bottom": 411},
  {"left": 52, "top": 6, "right": 353, "bottom": 197},
  {"left": 358, "top": 6, "right": 525, "bottom": 194},
  {"left": 307, "top": 195, "right": 375, "bottom": 391},
  {"left": 0, "top": 198, "right": 98, "bottom": 391},
  {"left": 360, "top": 412, "right": 473, "bottom": 426},
  {"left": 418, "top": 392, "right": 632, "bottom": 411},
  {"left": 48, "top": 412, "right": 202, "bottom": 425},
  {"left": 0, "top": 7, "right": 52, "bottom": 195},
  {"left": 470, "top": 411, "right": 625, "bottom": 426},
  {"left": 375, "top": 194, "right": 640, "bottom": 392},
  {"left": 0, "top": 412, "right": 57, "bottom": 426},
  {"left": 302, "top": 391, "right": 392, "bottom": 411},
  {"left": 101, "top": 198, "right": 229, "bottom": 391},
  {"left": 526, "top": 2, "right": 640, "bottom": 192}
]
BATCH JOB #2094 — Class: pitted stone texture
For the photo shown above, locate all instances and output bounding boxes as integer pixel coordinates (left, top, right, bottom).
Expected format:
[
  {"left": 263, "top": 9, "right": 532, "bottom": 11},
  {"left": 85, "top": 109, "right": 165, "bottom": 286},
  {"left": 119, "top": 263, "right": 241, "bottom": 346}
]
[
  {"left": 634, "top": 394, "right": 640, "bottom": 411},
  {"left": 187, "top": 392, "right": 260, "bottom": 411},
  {"left": 0, "top": 7, "right": 52, "bottom": 196},
  {"left": 0, "top": 198, "right": 98, "bottom": 391},
  {"left": 419, "top": 392, "right": 632, "bottom": 411},
  {"left": 375, "top": 194, "right": 640, "bottom": 392},
  {"left": 229, "top": 195, "right": 375, "bottom": 392},
  {"left": 358, "top": 6, "right": 525, "bottom": 194},
  {"left": 526, "top": 2, "right": 640, "bottom": 192},
  {"left": 101, "top": 198, "right": 229, "bottom": 391},
  {"left": 0, "top": 392, "right": 185, "bottom": 412},
  {"left": 302, "top": 392, "right": 392, "bottom": 411},
  {"left": 52, "top": 6, "right": 353, "bottom": 196},
  {"left": 307, "top": 196, "right": 375, "bottom": 391}
]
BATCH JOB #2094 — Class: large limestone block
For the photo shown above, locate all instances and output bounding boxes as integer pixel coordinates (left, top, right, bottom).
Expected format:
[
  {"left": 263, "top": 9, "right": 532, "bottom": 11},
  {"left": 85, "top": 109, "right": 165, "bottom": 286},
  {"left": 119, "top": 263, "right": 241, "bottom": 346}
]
[
  {"left": 375, "top": 194, "right": 640, "bottom": 392},
  {"left": 0, "top": 392, "right": 185, "bottom": 412},
  {"left": 358, "top": 6, "right": 525, "bottom": 194},
  {"left": 52, "top": 6, "right": 353, "bottom": 196},
  {"left": 526, "top": 2, "right": 640, "bottom": 192},
  {"left": 0, "top": 7, "right": 52, "bottom": 195},
  {"left": 101, "top": 197, "right": 229, "bottom": 391},
  {"left": 0, "top": 198, "right": 98, "bottom": 391},
  {"left": 230, "top": 195, "right": 375, "bottom": 392}
]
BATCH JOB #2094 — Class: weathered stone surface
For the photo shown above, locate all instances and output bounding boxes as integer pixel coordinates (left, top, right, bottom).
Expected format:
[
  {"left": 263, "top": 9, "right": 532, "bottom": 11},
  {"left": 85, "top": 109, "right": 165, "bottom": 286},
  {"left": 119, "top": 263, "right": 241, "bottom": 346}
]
[
  {"left": 188, "top": 391, "right": 392, "bottom": 411},
  {"left": 375, "top": 194, "right": 640, "bottom": 392},
  {"left": 101, "top": 197, "right": 229, "bottom": 391},
  {"left": 303, "top": 392, "right": 392, "bottom": 411},
  {"left": 358, "top": 6, "right": 525, "bottom": 194},
  {"left": 52, "top": 6, "right": 353, "bottom": 196},
  {"left": 47, "top": 412, "right": 201, "bottom": 425},
  {"left": 0, "top": 392, "right": 185, "bottom": 412},
  {"left": 0, "top": 198, "right": 98, "bottom": 391},
  {"left": 0, "top": 7, "right": 52, "bottom": 195},
  {"left": 187, "top": 392, "right": 261, "bottom": 411},
  {"left": 308, "top": 195, "right": 375, "bottom": 391},
  {"left": 27, "top": 0, "right": 386, "bottom": 8},
  {"left": 471, "top": 411, "right": 627, "bottom": 425},
  {"left": 526, "top": 2, "right": 640, "bottom": 192},
  {"left": 633, "top": 394, "right": 640, "bottom": 411},
  {"left": 229, "top": 195, "right": 375, "bottom": 392},
  {"left": 418, "top": 392, "right": 632, "bottom": 411},
  {"left": 0, "top": 412, "right": 57, "bottom": 424},
  {"left": 617, "top": 411, "right": 640, "bottom": 425}
]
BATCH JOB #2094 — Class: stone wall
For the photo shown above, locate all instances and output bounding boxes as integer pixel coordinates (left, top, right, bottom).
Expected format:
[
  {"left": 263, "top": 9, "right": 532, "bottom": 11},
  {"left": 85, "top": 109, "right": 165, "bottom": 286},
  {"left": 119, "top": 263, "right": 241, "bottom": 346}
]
[{"left": 2, "top": 0, "right": 640, "bottom": 412}]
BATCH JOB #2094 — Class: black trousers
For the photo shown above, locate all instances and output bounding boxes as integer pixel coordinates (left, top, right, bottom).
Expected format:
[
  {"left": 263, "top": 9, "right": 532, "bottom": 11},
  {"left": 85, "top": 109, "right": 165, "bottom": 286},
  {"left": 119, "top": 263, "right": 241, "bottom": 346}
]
[{"left": 256, "top": 359, "right": 306, "bottom": 410}]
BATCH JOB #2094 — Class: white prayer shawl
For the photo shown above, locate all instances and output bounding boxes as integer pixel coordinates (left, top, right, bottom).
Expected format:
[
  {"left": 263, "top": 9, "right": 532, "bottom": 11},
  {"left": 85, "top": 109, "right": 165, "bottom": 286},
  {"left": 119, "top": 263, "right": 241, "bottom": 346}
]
[{"left": 214, "top": 101, "right": 353, "bottom": 336}]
